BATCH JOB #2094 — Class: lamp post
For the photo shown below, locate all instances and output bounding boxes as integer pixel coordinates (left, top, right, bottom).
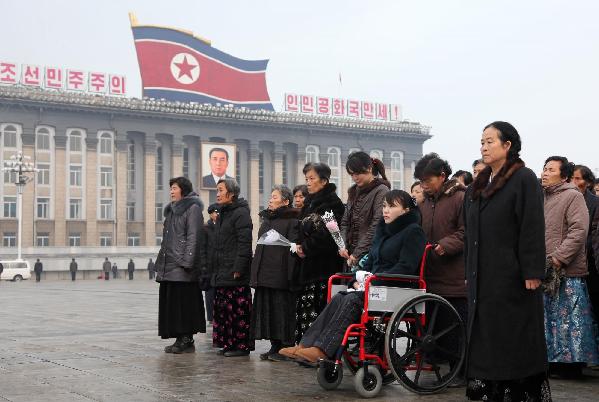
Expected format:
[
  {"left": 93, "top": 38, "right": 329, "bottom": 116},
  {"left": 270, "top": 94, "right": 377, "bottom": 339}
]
[{"left": 2, "top": 151, "right": 37, "bottom": 261}]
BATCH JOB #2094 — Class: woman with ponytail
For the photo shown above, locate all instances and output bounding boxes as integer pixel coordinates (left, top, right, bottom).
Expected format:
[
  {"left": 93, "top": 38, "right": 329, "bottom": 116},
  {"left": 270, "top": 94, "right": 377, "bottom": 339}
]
[{"left": 339, "top": 151, "right": 390, "bottom": 270}]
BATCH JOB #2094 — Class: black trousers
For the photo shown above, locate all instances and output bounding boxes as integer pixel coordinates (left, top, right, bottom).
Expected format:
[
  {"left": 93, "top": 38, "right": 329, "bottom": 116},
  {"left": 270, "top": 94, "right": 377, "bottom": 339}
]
[
  {"left": 128, "top": 272, "right": 134, "bottom": 280},
  {"left": 204, "top": 287, "right": 215, "bottom": 322},
  {"left": 71, "top": 271, "right": 76, "bottom": 281},
  {"left": 104, "top": 272, "right": 109, "bottom": 280},
  {"left": 301, "top": 291, "right": 364, "bottom": 358},
  {"left": 35, "top": 272, "right": 41, "bottom": 282},
  {"left": 149, "top": 271, "right": 155, "bottom": 280}
]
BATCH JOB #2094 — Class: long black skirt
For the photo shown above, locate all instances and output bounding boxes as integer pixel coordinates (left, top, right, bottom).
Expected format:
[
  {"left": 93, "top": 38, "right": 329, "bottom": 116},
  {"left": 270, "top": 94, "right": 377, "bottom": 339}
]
[
  {"left": 250, "top": 287, "right": 296, "bottom": 345},
  {"left": 158, "top": 281, "right": 206, "bottom": 339}
]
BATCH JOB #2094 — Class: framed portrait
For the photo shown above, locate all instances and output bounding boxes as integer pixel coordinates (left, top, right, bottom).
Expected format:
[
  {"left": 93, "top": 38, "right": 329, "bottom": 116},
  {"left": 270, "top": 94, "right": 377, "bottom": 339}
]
[{"left": 200, "top": 142, "right": 237, "bottom": 189}]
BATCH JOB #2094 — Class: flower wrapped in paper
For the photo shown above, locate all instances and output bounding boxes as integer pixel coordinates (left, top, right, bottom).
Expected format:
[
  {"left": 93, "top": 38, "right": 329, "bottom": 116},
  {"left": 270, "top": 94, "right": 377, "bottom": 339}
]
[
  {"left": 256, "top": 229, "right": 298, "bottom": 253},
  {"left": 322, "top": 210, "right": 346, "bottom": 250}
]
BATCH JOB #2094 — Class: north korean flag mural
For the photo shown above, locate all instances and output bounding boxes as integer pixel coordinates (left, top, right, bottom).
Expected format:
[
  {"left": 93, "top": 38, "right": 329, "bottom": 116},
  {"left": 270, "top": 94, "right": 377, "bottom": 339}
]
[{"left": 131, "top": 21, "right": 273, "bottom": 110}]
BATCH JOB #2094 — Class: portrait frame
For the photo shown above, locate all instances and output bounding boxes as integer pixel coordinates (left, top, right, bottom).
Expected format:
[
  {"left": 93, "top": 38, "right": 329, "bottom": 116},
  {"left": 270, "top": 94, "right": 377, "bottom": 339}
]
[{"left": 200, "top": 142, "right": 237, "bottom": 190}]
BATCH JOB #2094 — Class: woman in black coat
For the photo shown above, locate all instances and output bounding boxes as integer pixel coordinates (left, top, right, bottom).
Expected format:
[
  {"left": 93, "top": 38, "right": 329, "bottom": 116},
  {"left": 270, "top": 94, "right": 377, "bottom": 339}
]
[
  {"left": 156, "top": 177, "right": 206, "bottom": 354},
  {"left": 464, "top": 122, "right": 550, "bottom": 401},
  {"left": 294, "top": 163, "right": 345, "bottom": 344},
  {"left": 210, "top": 178, "right": 254, "bottom": 357},
  {"left": 250, "top": 185, "right": 301, "bottom": 360},
  {"left": 280, "top": 190, "right": 426, "bottom": 362}
]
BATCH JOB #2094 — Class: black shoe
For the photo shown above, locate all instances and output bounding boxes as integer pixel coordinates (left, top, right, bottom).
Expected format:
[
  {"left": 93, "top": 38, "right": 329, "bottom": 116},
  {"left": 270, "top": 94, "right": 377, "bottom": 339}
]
[
  {"left": 164, "top": 338, "right": 182, "bottom": 353},
  {"left": 259, "top": 351, "right": 272, "bottom": 360},
  {"left": 223, "top": 350, "right": 250, "bottom": 357},
  {"left": 216, "top": 349, "right": 226, "bottom": 356},
  {"left": 172, "top": 336, "right": 195, "bottom": 354},
  {"left": 268, "top": 352, "right": 292, "bottom": 362}
]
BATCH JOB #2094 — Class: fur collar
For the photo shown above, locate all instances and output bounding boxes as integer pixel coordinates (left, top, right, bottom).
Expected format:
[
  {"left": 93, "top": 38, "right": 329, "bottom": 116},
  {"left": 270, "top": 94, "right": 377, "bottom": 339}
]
[
  {"left": 425, "top": 178, "right": 466, "bottom": 202},
  {"left": 259, "top": 206, "right": 301, "bottom": 220},
  {"left": 379, "top": 208, "right": 420, "bottom": 236},
  {"left": 302, "top": 183, "right": 340, "bottom": 214},
  {"left": 347, "top": 178, "right": 391, "bottom": 202},
  {"left": 164, "top": 192, "right": 204, "bottom": 216},
  {"left": 471, "top": 158, "right": 525, "bottom": 199}
]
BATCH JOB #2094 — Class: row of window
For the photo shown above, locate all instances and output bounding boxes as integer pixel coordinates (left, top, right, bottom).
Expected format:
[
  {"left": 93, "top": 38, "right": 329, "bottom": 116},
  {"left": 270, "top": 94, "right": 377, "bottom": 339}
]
[
  {"left": 0, "top": 124, "right": 113, "bottom": 153},
  {"left": 1, "top": 232, "right": 160, "bottom": 247},
  {"left": 2, "top": 164, "right": 113, "bottom": 187}
]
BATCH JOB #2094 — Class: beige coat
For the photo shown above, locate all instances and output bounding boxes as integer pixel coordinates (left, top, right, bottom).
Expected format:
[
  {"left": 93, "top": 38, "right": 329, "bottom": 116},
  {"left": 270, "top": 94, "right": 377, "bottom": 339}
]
[{"left": 543, "top": 181, "right": 589, "bottom": 277}]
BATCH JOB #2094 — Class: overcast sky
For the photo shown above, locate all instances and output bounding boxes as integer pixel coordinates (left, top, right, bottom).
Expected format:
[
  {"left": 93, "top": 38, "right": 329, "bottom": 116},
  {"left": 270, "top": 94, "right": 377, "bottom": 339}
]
[{"left": 3, "top": 0, "right": 598, "bottom": 175}]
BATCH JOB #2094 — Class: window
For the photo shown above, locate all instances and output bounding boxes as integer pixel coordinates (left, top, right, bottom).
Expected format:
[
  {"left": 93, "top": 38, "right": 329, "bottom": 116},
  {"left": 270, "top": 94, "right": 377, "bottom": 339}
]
[
  {"left": 100, "top": 199, "right": 113, "bottom": 220},
  {"left": 155, "top": 203, "right": 163, "bottom": 222},
  {"left": 327, "top": 147, "right": 341, "bottom": 192},
  {"left": 68, "top": 233, "right": 81, "bottom": 247},
  {"left": 100, "top": 233, "right": 112, "bottom": 247},
  {"left": 3, "top": 197, "right": 16, "bottom": 218},
  {"left": 3, "top": 170, "right": 17, "bottom": 184},
  {"left": 100, "top": 167, "right": 112, "bottom": 187},
  {"left": 127, "top": 140, "right": 135, "bottom": 190},
  {"left": 156, "top": 146, "right": 163, "bottom": 190},
  {"left": 36, "top": 233, "right": 49, "bottom": 247},
  {"left": 127, "top": 202, "right": 135, "bottom": 221},
  {"left": 69, "top": 131, "right": 82, "bottom": 152},
  {"left": 37, "top": 198, "right": 49, "bottom": 219},
  {"left": 282, "top": 153, "right": 288, "bottom": 186},
  {"left": 306, "top": 145, "right": 319, "bottom": 163},
  {"left": 235, "top": 149, "right": 241, "bottom": 184},
  {"left": 37, "top": 163, "right": 50, "bottom": 185},
  {"left": 258, "top": 151, "right": 264, "bottom": 193},
  {"left": 127, "top": 233, "right": 140, "bottom": 246},
  {"left": 2, "top": 232, "right": 16, "bottom": 247},
  {"left": 391, "top": 151, "right": 404, "bottom": 191},
  {"left": 2, "top": 124, "right": 17, "bottom": 148},
  {"left": 99, "top": 133, "right": 112, "bottom": 154},
  {"left": 370, "top": 149, "right": 383, "bottom": 160},
  {"left": 155, "top": 235, "right": 163, "bottom": 246},
  {"left": 183, "top": 146, "right": 189, "bottom": 178},
  {"left": 69, "top": 199, "right": 82, "bottom": 219},
  {"left": 69, "top": 165, "right": 82, "bottom": 186},
  {"left": 36, "top": 128, "right": 50, "bottom": 150}
]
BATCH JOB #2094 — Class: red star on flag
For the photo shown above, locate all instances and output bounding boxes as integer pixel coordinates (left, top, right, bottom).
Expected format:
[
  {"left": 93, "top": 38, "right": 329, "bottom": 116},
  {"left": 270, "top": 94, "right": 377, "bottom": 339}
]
[{"left": 174, "top": 56, "right": 197, "bottom": 79}]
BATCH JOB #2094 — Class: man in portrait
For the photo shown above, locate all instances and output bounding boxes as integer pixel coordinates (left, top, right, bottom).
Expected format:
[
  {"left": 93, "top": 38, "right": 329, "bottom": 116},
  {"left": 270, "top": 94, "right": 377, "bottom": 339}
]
[{"left": 202, "top": 146, "right": 234, "bottom": 188}]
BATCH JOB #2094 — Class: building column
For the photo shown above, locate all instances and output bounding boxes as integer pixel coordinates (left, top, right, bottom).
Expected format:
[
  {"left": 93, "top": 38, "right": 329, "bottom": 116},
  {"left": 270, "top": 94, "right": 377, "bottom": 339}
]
[
  {"left": 85, "top": 134, "right": 99, "bottom": 245},
  {"left": 235, "top": 140, "right": 249, "bottom": 199},
  {"left": 115, "top": 135, "right": 128, "bottom": 246},
  {"left": 296, "top": 147, "right": 306, "bottom": 186},
  {"left": 262, "top": 142, "right": 273, "bottom": 207},
  {"left": 144, "top": 137, "right": 157, "bottom": 246},
  {"left": 249, "top": 142, "right": 260, "bottom": 243},
  {"left": 273, "top": 143, "right": 284, "bottom": 186},
  {"left": 53, "top": 135, "right": 67, "bottom": 246},
  {"left": 20, "top": 127, "right": 35, "bottom": 247},
  {"left": 171, "top": 139, "right": 183, "bottom": 178},
  {"left": 340, "top": 148, "right": 352, "bottom": 203}
]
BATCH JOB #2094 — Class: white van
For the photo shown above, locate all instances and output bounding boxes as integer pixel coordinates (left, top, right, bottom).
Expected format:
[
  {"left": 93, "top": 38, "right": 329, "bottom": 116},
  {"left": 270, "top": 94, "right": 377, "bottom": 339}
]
[{"left": 0, "top": 260, "right": 32, "bottom": 281}]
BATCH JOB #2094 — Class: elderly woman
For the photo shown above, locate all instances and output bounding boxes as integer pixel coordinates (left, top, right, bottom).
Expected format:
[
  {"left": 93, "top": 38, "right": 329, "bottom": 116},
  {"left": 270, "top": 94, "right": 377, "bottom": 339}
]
[
  {"left": 210, "top": 178, "right": 254, "bottom": 357},
  {"left": 280, "top": 190, "right": 426, "bottom": 362},
  {"left": 156, "top": 176, "right": 206, "bottom": 354},
  {"left": 250, "top": 185, "right": 301, "bottom": 361},
  {"left": 541, "top": 156, "right": 598, "bottom": 378},
  {"left": 294, "top": 163, "right": 345, "bottom": 344},
  {"left": 339, "top": 151, "right": 390, "bottom": 270},
  {"left": 464, "top": 122, "right": 550, "bottom": 401},
  {"left": 293, "top": 184, "right": 308, "bottom": 209}
]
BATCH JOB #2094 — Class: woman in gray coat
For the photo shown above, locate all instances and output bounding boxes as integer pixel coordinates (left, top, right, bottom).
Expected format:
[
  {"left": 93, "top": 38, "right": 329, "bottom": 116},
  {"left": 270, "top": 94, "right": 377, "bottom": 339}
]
[{"left": 155, "top": 176, "right": 206, "bottom": 354}]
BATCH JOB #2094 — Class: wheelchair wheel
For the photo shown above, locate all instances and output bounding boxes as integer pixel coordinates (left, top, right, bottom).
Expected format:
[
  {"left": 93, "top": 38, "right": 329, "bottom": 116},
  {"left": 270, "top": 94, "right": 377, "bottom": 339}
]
[
  {"left": 316, "top": 361, "right": 343, "bottom": 390},
  {"left": 354, "top": 366, "right": 383, "bottom": 398},
  {"left": 343, "top": 347, "right": 397, "bottom": 385},
  {"left": 385, "top": 293, "right": 466, "bottom": 394}
]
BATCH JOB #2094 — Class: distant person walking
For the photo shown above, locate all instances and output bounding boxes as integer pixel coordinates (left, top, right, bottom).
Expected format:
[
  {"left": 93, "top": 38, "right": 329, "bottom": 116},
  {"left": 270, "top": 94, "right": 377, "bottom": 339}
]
[
  {"left": 112, "top": 263, "right": 118, "bottom": 279},
  {"left": 147, "top": 258, "right": 155, "bottom": 280},
  {"left": 103, "top": 258, "right": 110, "bottom": 280},
  {"left": 0, "top": 262, "right": 4, "bottom": 281},
  {"left": 128, "top": 259, "right": 135, "bottom": 280},
  {"left": 34, "top": 259, "right": 43, "bottom": 282},
  {"left": 69, "top": 258, "right": 78, "bottom": 281}
]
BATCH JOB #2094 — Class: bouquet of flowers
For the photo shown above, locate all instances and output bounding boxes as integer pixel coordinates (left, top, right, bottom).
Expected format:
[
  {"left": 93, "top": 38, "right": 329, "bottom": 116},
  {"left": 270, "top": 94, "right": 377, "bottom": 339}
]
[
  {"left": 256, "top": 229, "right": 297, "bottom": 253},
  {"left": 322, "top": 210, "right": 346, "bottom": 250}
]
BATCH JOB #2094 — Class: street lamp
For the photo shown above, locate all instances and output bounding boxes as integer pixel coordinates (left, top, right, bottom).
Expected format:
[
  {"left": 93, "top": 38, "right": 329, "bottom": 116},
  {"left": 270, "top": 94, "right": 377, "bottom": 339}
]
[{"left": 2, "top": 151, "right": 38, "bottom": 261}]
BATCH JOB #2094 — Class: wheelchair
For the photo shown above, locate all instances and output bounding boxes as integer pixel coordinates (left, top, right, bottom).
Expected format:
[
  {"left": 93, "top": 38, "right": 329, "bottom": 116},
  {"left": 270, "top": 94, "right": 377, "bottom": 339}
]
[{"left": 315, "top": 244, "right": 466, "bottom": 398}]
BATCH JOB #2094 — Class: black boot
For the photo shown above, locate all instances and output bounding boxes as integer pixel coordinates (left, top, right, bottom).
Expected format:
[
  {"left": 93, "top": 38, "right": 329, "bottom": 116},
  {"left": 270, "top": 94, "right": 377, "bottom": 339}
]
[
  {"left": 164, "top": 337, "right": 182, "bottom": 353},
  {"left": 172, "top": 335, "right": 195, "bottom": 354},
  {"left": 260, "top": 340, "right": 282, "bottom": 360}
]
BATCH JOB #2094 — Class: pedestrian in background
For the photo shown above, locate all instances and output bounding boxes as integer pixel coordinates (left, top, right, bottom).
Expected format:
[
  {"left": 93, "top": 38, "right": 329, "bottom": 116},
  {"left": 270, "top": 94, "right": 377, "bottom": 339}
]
[
  {"left": 410, "top": 181, "right": 425, "bottom": 205},
  {"left": 464, "top": 122, "right": 550, "bottom": 401},
  {"left": 156, "top": 176, "right": 206, "bottom": 354},
  {"left": 147, "top": 258, "right": 155, "bottom": 280},
  {"left": 34, "top": 258, "right": 43, "bottom": 282},
  {"left": 211, "top": 179, "right": 253, "bottom": 357},
  {"left": 472, "top": 158, "right": 486, "bottom": 179},
  {"left": 128, "top": 259, "right": 135, "bottom": 280},
  {"left": 292, "top": 184, "right": 308, "bottom": 209},
  {"left": 70, "top": 258, "right": 78, "bottom": 281},
  {"left": 201, "top": 203, "right": 219, "bottom": 324},
  {"left": 452, "top": 170, "right": 473, "bottom": 186},
  {"left": 112, "top": 262, "right": 118, "bottom": 279},
  {"left": 250, "top": 185, "right": 300, "bottom": 361},
  {"left": 339, "top": 151, "right": 390, "bottom": 271},
  {"left": 103, "top": 257, "right": 110, "bottom": 280},
  {"left": 541, "top": 156, "right": 598, "bottom": 378},
  {"left": 0, "top": 262, "right": 4, "bottom": 281}
]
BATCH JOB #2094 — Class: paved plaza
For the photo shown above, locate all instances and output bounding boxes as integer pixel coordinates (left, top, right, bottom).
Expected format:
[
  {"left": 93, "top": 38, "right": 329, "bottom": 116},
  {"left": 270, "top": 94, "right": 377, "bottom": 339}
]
[{"left": 0, "top": 279, "right": 597, "bottom": 401}]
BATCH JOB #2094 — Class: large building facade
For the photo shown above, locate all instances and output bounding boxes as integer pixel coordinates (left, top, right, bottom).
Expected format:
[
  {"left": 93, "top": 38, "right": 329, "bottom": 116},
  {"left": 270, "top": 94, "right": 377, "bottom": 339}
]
[{"left": 0, "top": 86, "right": 430, "bottom": 274}]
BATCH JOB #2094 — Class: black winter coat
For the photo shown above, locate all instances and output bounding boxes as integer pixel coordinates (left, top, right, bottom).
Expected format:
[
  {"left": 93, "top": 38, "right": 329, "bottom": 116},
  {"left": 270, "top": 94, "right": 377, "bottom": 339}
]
[
  {"left": 296, "top": 183, "right": 345, "bottom": 287},
  {"left": 155, "top": 193, "right": 204, "bottom": 283},
  {"left": 128, "top": 261, "right": 135, "bottom": 273},
  {"left": 250, "top": 207, "right": 301, "bottom": 290},
  {"left": 362, "top": 209, "right": 426, "bottom": 276},
  {"left": 70, "top": 262, "right": 78, "bottom": 272},
  {"left": 583, "top": 190, "right": 599, "bottom": 273},
  {"left": 463, "top": 161, "right": 548, "bottom": 380},
  {"left": 34, "top": 262, "right": 43, "bottom": 273},
  {"left": 209, "top": 198, "right": 253, "bottom": 287},
  {"left": 200, "top": 220, "right": 216, "bottom": 281}
]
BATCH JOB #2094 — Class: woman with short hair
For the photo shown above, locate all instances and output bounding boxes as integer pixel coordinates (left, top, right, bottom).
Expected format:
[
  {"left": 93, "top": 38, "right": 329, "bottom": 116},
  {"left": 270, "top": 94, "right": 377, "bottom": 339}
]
[
  {"left": 210, "top": 178, "right": 254, "bottom": 357},
  {"left": 293, "top": 184, "right": 308, "bottom": 209},
  {"left": 156, "top": 176, "right": 206, "bottom": 354}
]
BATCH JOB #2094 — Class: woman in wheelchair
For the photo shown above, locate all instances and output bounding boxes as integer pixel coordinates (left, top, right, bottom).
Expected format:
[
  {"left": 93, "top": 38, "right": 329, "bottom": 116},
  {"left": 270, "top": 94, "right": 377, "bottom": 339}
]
[{"left": 280, "top": 189, "right": 426, "bottom": 363}]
